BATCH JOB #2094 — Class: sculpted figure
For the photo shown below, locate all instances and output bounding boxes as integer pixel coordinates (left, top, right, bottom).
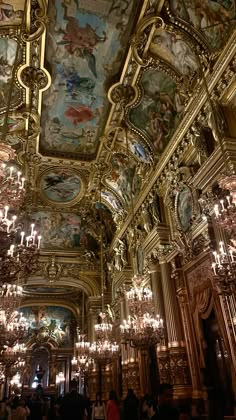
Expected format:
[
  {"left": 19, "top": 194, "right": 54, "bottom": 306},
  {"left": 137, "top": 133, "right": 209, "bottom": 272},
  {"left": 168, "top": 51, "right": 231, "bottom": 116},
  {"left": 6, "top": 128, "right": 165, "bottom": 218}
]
[
  {"left": 149, "top": 192, "right": 160, "bottom": 225},
  {"left": 114, "top": 247, "right": 122, "bottom": 271},
  {"left": 208, "top": 101, "right": 226, "bottom": 144},
  {"left": 141, "top": 203, "right": 153, "bottom": 233},
  {"left": 117, "top": 238, "right": 127, "bottom": 267}
]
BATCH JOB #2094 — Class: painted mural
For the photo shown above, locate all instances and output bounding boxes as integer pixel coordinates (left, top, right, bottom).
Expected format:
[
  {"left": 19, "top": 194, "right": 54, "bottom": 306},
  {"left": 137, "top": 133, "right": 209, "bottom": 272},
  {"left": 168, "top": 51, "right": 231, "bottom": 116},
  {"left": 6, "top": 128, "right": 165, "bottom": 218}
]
[
  {"left": 117, "top": 129, "right": 152, "bottom": 163},
  {"left": 40, "top": 0, "right": 138, "bottom": 158},
  {"left": 176, "top": 185, "right": 193, "bottom": 232},
  {"left": 106, "top": 153, "right": 141, "bottom": 206},
  {"left": 20, "top": 306, "right": 75, "bottom": 347},
  {"left": 0, "top": 38, "right": 21, "bottom": 110},
  {"left": 150, "top": 29, "right": 198, "bottom": 76},
  {"left": 0, "top": 0, "right": 24, "bottom": 25},
  {"left": 101, "top": 190, "right": 123, "bottom": 212},
  {"left": 129, "top": 69, "right": 184, "bottom": 154},
  {"left": 0, "top": 114, "right": 25, "bottom": 145},
  {"left": 171, "top": 0, "right": 236, "bottom": 50},
  {"left": 41, "top": 168, "right": 82, "bottom": 203},
  {"left": 95, "top": 202, "right": 116, "bottom": 243},
  {"left": 31, "top": 211, "right": 99, "bottom": 250}
]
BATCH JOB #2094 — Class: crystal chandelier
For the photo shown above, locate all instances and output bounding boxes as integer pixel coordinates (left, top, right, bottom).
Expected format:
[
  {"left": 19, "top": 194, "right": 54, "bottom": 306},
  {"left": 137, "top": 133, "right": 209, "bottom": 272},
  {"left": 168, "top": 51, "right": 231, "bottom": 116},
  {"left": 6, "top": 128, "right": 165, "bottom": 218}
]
[
  {"left": 90, "top": 312, "right": 119, "bottom": 365},
  {"left": 75, "top": 330, "right": 90, "bottom": 355},
  {"left": 214, "top": 184, "right": 236, "bottom": 233},
  {"left": 212, "top": 241, "right": 236, "bottom": 294},
  {"left": 72, "top": 328, "right": 93, "bottom": 374},
  {"left": 89, "top": 176, "right": 119, "bottom": 365},
  {"left": 94, "top": 313, "right": 113, "bottom": 341},
  {"left": 0, "top": 163, "right": 25, "bottom": 211},
  {"left": 120, "top": 275, "right": 164, "bottom": 349},
  {"left": 0, "top": 222, "right": 41, "bottom": 283},
  {"left": 89, "top": 339, "right": 119, "bottom": 365},
  {"left": 0, "top": 284, "right": 28, "bottom": 349},
  {"left": 0, "top": 342, "right": 27, "bottom": 373}
]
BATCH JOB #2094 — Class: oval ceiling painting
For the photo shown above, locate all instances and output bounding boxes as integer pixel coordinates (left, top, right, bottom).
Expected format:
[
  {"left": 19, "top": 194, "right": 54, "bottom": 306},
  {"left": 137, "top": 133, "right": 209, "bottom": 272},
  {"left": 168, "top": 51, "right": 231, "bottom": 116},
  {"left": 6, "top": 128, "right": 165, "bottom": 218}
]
[{"left": 40, "top": 168, "right": 82, "bottom": 204}]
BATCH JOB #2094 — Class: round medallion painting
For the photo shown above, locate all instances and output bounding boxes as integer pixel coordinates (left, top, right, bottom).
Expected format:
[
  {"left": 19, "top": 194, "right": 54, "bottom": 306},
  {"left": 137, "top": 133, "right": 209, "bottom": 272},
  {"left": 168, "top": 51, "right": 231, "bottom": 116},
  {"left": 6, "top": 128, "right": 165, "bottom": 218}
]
[
  {"left": 41, "top": 168, "right": 82, "bottom": 204},
  {"left": 176, "top": 185, "right": 193, "bottom": 232}
]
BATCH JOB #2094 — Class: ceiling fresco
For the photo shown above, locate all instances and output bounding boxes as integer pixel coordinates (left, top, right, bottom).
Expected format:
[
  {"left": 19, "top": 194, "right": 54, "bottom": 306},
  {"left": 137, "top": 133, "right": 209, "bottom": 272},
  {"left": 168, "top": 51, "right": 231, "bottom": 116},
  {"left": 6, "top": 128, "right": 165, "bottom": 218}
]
[
  {"left": 101, "top": 190, "right": 123, "bottom": 212},
  {"left": 31, "top": 211, "right": 99, "bottom": 251},
  {"left": 0, "top": 37, "right": 22, "bottom": 111},
  {"left": 128, "top": 69, "right": 185, "bottom": 156},
  {"left": 39, "top": 0, "right": 139, "bottom": 159},
  {"left": 116, "top": 129, "right": 153, "bottom": 164},
  {"left": 106, "top": 152, "right": 142, "bottom": 207},
  {"left": 40, "top": 167, "right": 83, "bottom": 204},
  {"left": 0, "top": 1, "right": 25, "bottom": 26},
  {"left": 149, "top": 28, "right": 198, "bottom": 76},
  {"left": 170, "top": 0, "right": 236, "bottom": 50}
]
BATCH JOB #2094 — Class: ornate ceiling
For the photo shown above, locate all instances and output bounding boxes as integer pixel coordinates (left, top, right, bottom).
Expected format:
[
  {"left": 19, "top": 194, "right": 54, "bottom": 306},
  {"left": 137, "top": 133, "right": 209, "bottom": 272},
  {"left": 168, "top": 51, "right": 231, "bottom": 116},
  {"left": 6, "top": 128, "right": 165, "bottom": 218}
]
[{"left": 1, "top": 0, "right": 236, "bottom": 305}]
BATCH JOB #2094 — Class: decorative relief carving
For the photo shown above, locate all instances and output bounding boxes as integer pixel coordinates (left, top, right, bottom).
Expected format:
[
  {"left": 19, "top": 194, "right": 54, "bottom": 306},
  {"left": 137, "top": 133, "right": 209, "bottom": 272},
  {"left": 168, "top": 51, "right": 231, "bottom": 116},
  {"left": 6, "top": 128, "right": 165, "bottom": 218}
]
[{"left": 20, "top": 67, "right": 49, "bottom": 90}]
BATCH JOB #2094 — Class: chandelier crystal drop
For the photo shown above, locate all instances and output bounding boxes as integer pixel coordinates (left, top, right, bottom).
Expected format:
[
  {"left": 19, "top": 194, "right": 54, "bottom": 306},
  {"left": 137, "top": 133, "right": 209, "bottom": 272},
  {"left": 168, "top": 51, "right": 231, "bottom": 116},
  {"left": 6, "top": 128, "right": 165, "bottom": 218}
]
[
  {"left": 212, "top": 241, "right": 236, "bottom": 294},
  {"left": 120, "top": 275, "right": 164, "bottom": 349}
]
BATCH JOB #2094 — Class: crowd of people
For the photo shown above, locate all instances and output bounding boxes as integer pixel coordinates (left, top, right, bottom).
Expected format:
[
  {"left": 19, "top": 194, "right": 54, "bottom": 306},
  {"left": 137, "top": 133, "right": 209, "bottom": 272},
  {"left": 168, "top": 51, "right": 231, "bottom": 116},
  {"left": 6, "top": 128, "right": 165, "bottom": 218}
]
[{"left": 0, "top": 382, "right": 195, "bottom": 420}]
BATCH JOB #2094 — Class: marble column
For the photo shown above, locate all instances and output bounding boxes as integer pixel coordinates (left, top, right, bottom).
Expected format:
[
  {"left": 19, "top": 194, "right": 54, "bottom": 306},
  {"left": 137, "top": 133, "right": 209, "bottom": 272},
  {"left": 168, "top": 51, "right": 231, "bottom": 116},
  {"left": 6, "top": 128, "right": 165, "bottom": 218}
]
[{"left": 160, "top": 260, "right": 191, "bottom": 399}]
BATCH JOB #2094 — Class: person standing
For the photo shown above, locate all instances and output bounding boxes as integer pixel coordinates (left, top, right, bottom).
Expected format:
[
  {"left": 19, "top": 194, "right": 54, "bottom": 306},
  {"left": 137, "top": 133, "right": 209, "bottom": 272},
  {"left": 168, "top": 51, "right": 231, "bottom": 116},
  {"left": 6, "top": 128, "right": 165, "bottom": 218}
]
[
  {"left": 123, "top": 389, "right": 139, "bottom": 420},
  {"left": 92, "top": 393, "right": 106, "bottom": 420},
  {"left": 59, "top": 380, "right": 86, "bottom": 420},
  {"left": 157, "top": 383, "right": 179, "bottom": 420},
  {"left": 106, "top": 391, "right": 120, "bottom": 420},
  {"left": 146, "top": 400, "right": 159, "bottom": 420}
]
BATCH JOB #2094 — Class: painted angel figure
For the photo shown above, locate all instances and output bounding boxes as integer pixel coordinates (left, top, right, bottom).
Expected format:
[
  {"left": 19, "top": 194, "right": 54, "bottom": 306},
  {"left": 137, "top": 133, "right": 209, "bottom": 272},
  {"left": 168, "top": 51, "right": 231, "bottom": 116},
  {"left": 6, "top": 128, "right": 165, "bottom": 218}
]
[{"left": 57, "top": 6, "right": 107, "bottom": 78}]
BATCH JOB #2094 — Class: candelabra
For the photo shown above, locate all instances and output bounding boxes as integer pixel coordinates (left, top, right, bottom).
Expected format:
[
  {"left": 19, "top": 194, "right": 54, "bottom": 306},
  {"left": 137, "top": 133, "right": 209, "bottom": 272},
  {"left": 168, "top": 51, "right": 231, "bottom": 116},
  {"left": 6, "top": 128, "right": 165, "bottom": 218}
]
[
  {"left": 120, "top": 275, "right": 164, "bottom": 349},
  {"left": 212, "top": 241, "right": 236, "bottom": 294}
]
